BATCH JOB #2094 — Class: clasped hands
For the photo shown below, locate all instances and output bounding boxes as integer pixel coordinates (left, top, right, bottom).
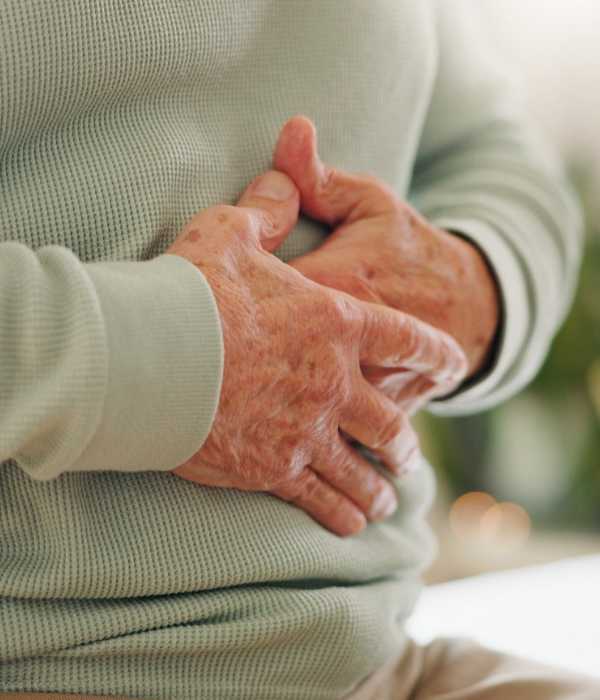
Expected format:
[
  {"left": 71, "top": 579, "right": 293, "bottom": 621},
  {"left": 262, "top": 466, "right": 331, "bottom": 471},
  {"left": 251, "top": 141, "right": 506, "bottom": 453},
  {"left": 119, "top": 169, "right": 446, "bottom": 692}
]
[{"left": 168, "top": 116, "right": 499, "bottom": 537}]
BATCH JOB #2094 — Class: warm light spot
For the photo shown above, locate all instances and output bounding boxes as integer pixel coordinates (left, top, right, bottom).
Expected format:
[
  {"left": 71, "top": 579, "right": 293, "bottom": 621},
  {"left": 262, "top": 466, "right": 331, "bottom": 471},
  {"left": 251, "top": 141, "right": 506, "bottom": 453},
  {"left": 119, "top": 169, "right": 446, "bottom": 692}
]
[
  {"left": 449, "top": 491, "right": 497, "bottom": 539},
  {"left": 480, "top": 502, "right": 531, "bottom": 547},
  {"left": 450, "top": 492, "right": 532, "bottom": 553}
]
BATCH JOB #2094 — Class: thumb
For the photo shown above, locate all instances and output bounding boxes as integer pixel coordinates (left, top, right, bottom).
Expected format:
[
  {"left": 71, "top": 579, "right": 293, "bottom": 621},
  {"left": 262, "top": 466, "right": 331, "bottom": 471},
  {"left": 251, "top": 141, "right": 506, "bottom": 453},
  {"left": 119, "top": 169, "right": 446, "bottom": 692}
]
[
  {"left": 236, "top": 170, "right": 300, "bottom": 253},
  {"left": 273, "top": 115, "right": 398, "bottom": 226}
]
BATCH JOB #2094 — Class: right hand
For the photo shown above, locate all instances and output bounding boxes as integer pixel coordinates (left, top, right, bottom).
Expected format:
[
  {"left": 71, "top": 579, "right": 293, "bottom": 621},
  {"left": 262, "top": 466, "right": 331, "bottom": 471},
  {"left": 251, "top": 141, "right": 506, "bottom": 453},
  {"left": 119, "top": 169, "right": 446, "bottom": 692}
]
[{"left": 167, "top": 170, "right": 466, "bottom": 537}]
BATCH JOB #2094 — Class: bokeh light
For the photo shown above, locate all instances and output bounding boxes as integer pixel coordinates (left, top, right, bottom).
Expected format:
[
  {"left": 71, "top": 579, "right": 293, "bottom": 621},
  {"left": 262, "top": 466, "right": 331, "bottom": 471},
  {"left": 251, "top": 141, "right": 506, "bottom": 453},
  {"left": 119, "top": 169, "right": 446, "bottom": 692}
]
[
  {"left": 449, "top": 491, "right": 531, "bottom": 552},
  {"left": 480, "top": 502, "right": 531, "bottom": 547},
  {"left": 449, "top": 492, "right": 497, "bottom": 539}
]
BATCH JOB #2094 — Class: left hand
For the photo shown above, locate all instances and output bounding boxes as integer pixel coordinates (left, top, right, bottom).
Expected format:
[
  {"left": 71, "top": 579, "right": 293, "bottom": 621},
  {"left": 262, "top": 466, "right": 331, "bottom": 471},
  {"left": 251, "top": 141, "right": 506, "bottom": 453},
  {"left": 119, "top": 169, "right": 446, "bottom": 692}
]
[{"left": 273, "top": 116, "right": 500, "bottom": 414}]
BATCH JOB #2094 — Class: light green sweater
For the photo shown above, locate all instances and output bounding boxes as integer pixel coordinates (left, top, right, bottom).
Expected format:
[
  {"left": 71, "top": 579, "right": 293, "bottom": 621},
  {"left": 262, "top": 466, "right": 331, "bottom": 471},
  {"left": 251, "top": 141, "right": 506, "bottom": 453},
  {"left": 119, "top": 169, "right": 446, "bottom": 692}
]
[{"left": 0, "top": 2, "right": 582, "bottom": 698}]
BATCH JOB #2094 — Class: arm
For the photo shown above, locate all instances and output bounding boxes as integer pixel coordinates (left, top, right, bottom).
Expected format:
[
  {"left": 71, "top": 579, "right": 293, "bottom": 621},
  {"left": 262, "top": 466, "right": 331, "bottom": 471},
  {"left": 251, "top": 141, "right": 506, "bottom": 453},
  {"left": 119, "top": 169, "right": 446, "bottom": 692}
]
[
  {"left": 411, "top": 0, "right": 583, "bottom": 415},
  {"left": 1, "top": 168, "right": 465, "bottom": 536},
  {"left": 0, "top": 242, "right": 223, "bottom": 479},
  {"left": 169, "top": 170, "right": 467, "bottom": 536}
]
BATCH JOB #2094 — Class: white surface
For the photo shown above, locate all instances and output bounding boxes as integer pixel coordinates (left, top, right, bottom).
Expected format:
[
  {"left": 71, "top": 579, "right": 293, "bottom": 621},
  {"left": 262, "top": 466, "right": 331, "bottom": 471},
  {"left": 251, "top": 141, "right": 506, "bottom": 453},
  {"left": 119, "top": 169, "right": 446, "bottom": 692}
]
[{"left": 407, "top": 555, "right": 600, "bottom": 677}]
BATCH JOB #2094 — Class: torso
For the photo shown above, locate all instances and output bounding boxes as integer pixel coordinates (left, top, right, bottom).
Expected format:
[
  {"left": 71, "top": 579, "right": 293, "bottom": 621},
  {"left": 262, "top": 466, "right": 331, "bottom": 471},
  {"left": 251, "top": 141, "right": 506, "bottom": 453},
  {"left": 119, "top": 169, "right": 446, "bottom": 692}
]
[{"left": 0, "top": 3, "right": 439, "bottom": 697}]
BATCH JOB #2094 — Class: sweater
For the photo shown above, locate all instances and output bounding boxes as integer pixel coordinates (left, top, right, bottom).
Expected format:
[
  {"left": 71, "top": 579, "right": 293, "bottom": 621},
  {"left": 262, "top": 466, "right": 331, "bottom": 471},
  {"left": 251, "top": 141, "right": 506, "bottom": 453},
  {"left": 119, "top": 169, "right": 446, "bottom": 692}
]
[{"left": 0, "top": 2, "right": 582, "bottom": 698}]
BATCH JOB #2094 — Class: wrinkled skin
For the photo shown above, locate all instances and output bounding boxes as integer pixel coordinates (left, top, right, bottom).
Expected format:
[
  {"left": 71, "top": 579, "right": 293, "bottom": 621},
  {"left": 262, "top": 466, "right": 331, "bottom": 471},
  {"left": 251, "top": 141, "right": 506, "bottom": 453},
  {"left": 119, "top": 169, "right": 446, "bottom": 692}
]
[
  {"left": 274, "top": 116, "right": 500, "bottom": 410},
  {"left": 168, "top": 170, "right": 467, "bottom": 537}
]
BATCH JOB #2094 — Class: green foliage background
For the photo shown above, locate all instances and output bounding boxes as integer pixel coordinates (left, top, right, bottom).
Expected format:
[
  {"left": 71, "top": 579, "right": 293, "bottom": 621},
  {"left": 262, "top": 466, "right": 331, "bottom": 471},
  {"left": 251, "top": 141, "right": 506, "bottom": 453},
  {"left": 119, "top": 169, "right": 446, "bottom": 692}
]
[{"left": 419, "top": 168, "right": 600, "bottom": 531}]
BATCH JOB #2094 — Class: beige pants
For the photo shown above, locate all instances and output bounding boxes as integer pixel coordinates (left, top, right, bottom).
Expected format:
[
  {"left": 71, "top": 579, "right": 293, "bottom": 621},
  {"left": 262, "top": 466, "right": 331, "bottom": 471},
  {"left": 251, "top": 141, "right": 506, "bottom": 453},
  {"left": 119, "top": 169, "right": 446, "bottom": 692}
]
[
  {"left": 3, "top": 638, "right": 600, "bottom": 700},
  {"left": 344, "top": 637, "right": 600, "bottom": 699}
]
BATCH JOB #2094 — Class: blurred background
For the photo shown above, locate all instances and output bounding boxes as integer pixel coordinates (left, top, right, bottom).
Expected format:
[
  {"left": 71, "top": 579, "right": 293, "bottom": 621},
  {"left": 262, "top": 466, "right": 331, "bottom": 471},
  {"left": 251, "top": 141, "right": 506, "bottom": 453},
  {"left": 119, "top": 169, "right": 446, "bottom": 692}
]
[{"left": 418, "top": 0, "right": 600, "bottom": 583}]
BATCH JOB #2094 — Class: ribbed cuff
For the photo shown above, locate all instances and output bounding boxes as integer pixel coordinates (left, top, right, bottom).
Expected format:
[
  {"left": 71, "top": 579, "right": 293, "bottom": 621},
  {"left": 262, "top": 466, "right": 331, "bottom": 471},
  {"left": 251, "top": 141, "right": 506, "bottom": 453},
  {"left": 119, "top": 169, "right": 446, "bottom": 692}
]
[
  {"left": 427, "top": 218, "right": 530, "bottom": 415},
  {"left": 72, "top": 254, "right": 223, "bottom": 473}
]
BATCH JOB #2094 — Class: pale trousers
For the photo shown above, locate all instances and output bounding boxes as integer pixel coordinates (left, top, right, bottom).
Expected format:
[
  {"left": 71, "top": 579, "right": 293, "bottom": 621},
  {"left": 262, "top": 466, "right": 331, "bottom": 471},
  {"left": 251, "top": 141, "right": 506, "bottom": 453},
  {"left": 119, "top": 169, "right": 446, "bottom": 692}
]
[
  {"left": 344, "top": 637, "right": 600, "bottom": 699},
  {"left": 2, "top": 638, "right": 600, "bottom": 700}
]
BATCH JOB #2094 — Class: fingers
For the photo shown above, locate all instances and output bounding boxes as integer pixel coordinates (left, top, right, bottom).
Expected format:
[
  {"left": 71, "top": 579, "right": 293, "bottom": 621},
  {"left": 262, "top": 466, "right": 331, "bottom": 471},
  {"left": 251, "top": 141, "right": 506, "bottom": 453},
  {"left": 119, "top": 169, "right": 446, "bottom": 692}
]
[
  {"left": 355, "top": 298, "right": 468, "bottom": 388},
  {"left": 170, "top": 170, "right": 299, "bottom": 257},
  {"left": 340, "top": 377, "right": 420, "bottom": 474},
  {"left": 363, "top": 367, "right": 450, "bottom": 415},
  {"left": 271, "top": 433, "right": 403, "bottom": 537},
  {"left": 393, "top": 374, "right": 457, "bottom": 415},
  {"left": 312, "top": 437, "right": 398, "bottom": 520},
  {"left": 371, "top": 431, "right": 423, "bottom": 476},
  {"left": 271, "top": 469, "right": 367, "bottom": 537},
  {"left": 273, "top": 115, "right": 398, "bottom": 226},
  {"left": 236, "top": 170, "right": 300, "bottom": 252},
  {"left": 340, "top": 374, "right": 405, "bottom": 450},
  {"left": 361, "top": 367, "right": 419, "bottom": 404}
]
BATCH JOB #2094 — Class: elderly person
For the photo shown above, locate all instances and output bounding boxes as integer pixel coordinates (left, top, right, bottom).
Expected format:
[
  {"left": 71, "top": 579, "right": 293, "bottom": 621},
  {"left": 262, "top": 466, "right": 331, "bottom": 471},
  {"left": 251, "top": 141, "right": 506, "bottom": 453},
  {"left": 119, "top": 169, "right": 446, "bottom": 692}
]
[{"left": 1, "top": 1, "right": 596, "bottom": 699}]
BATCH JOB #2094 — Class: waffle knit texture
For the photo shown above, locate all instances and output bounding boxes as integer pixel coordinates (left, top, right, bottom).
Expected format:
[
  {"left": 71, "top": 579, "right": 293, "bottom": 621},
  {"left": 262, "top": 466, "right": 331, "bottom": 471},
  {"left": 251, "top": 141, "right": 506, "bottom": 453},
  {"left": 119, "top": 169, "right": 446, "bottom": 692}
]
[{"left": 0, "top": 1, "right": 582, "bottom": 698}]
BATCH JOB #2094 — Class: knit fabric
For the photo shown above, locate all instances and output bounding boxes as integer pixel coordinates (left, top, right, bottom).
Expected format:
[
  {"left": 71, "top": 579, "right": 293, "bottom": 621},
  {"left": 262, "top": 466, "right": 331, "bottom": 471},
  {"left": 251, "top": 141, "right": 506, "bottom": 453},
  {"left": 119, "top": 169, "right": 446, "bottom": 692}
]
[{"left": 0, "top": 1, "right": 581, "bottom": 698}]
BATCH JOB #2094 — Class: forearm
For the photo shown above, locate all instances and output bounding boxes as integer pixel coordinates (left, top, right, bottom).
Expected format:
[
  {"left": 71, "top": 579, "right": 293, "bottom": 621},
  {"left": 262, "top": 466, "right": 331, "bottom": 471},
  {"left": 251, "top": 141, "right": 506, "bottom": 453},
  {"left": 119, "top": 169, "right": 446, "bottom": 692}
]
[
  {"left": 413, "top": 120, "right": 582, "bottom": 415},
  {"left": 411, "top": 1, "right": 583, "bottom": 414},
  {"left": 0, "top": 242, "right": 222, "bottom": 479}
]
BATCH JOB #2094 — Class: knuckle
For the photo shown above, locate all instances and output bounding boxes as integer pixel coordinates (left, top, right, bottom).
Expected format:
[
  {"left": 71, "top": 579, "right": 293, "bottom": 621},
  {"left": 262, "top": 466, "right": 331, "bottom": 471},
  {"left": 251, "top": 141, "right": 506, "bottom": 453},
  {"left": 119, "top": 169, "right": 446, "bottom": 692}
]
[
  {"left": 320, "top": 165, "right": 340, "bottom": 194},
  {"left": 263, "top": 474, "right": 286, "bottom": 492},
  {"left": 359, "top": 172, "right": 387, "bottom": 191},
  {"left": 318, "top": 166, "right": 348, "bottom": 211},
  {"left": 299, "top": 473, "right": 322, "bottom": 502},
  {"left": 272, "top": 480, "right": 295, "bottom": 501},
  {"left": 212, "top": 205, "right": 257, "bottom": 245},
  {"left": 257, "top": 450, "right": 298, "bottom": 488},
  {"left": 323, "top": 290, "right": 360, "bottom": 331},
  {"left": 271, "top": 453, "right": 306, "bottom": 489},
  {"left": 373, "top": 412, "right": 405, "bottom": 449},
  {"left": 331, "top": 451, "right": 355, "bottom": 482},
  {"left": 255, "top": 210, "right": 277, "bottom": 239},
  {"left": 271, "top": 468, "right": 306, "bottom": 500},
  {"left": 323, "top": 289, "right": 345, "bottom": 318},
  {"left": 210, "top": 203, "right": 238, "bottom": 223},
  {"left": 296, "top": 467, "right": 315, "bottom": 490},
  {"left": 396, "top": 202, "right": 420, "bottom": 231},
  {"left": 386, "top": 422, "right": 419, "bottom": 466},
  {"left": 357, "top": 172, "right": 398, "bottom": 205}
]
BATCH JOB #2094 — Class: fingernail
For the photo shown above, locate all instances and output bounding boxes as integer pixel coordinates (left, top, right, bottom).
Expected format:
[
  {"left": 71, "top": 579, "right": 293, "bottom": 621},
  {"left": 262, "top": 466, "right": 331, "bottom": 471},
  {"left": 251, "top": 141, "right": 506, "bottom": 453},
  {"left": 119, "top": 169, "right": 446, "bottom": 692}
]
[
  {"left": 371, "top": 485, "right": 398, "bottom": 520},
  {"left": 352, "top": 510, "right": 368, "bottom": 531},
  {"left": 252, "top": 171, "right": 296, "bottom": 201},
  {"left": 342, "top": 510, "right": 367, "bottom": 537}
]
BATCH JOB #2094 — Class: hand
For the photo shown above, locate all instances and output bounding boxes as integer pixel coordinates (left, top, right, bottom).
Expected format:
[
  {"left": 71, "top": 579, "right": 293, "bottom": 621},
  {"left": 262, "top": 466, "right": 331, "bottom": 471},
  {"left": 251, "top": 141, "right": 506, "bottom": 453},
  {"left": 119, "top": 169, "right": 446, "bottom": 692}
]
[
  {"left": 167, "top": 169, "right": 466, "bottom": 536},
  {"left": 273, "top": 116, "right": 499, "bottom": 411}
]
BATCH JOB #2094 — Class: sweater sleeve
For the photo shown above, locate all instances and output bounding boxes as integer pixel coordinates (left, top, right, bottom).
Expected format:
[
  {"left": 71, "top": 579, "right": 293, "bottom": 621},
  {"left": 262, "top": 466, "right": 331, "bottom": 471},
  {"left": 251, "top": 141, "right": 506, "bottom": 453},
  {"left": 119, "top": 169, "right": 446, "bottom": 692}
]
[
  {"left": 410, "top": 0, "right": 584, "bottom": 416},
  {"left": 0, "top": 242, "right": 223, "bottom": 480}
]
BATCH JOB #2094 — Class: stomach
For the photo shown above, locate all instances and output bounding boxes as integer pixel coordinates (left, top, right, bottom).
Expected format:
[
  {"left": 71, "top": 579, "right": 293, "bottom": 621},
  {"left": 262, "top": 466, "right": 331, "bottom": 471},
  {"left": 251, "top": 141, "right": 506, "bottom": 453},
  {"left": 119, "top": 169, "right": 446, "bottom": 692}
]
[{"left": 1, "top": 457, "right": 434, "bottom": 697}]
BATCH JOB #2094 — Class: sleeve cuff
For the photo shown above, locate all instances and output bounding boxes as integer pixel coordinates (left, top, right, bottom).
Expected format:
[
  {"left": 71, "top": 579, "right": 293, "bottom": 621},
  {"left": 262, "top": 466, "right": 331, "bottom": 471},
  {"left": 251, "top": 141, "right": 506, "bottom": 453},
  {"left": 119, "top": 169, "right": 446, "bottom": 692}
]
[
  {"left": 427, "top": 218, "right": 531, "bottom": 415},
  {"left": 72, "top": 254, "right": 223, "bottom": 473}
]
